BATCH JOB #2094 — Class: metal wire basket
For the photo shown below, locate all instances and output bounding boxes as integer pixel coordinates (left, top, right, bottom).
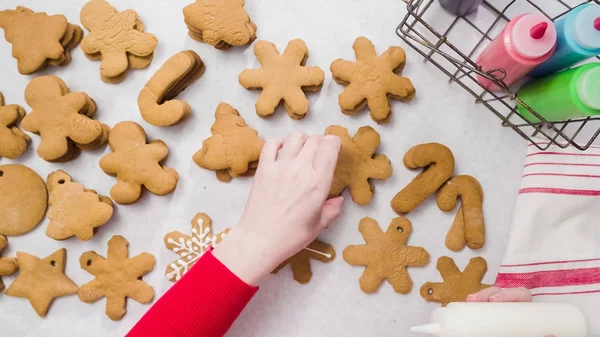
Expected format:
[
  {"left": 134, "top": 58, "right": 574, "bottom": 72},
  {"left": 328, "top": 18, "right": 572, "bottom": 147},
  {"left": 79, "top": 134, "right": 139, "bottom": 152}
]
[{"left": 397, "top": 0, "right": 600, "bottom": 150}]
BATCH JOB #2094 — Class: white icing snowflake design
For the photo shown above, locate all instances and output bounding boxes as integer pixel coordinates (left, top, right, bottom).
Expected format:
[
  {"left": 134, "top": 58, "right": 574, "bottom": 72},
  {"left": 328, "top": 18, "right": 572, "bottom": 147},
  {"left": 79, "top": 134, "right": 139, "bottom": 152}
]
[{"left": 166, "top": 217, "right": 227, "bottom": 281}]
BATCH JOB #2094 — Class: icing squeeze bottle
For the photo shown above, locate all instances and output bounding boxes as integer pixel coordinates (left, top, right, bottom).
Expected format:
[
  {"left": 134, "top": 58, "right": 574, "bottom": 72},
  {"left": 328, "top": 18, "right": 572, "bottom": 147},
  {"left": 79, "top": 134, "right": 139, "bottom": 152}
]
[
  {"left": 530, "top": 4, "right": 600, "bottom": 78},
  {"left": 410, "top": 302, "right": 587, "bottom": 337},
  {"left": 517, "top": 63, "right": 600, "bottom": 122},
  {"left": 476, "top": 13, "right": 557, "bottom": 91}
]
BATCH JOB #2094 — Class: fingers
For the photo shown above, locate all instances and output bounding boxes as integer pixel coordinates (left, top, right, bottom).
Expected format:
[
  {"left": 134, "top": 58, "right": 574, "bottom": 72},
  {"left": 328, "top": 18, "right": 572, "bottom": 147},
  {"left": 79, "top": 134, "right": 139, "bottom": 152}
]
[
  {"left": 314, "top": 135, "right": 342, "bottom": 175},
  {"left": 259, "top": 138, "right": 284, "bottom": 164},
  {"left": 317, "top": 196, "right": 344, "bottom": 228},
  {"left": 467, "top": 287, "right": 532, "bottom": 302},
  {"left": 278, "top": 132, "right": 308, "bottom": 160},
  {"left": 297, "top": 135, "right": 323, "bottom": 162}
]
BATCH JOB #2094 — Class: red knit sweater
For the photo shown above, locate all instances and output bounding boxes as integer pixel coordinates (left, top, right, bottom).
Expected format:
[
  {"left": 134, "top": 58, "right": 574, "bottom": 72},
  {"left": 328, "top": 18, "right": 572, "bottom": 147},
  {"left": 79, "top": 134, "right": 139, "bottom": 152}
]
[{"left": 127, "top": 250, "right": 258, "bottom": 337}]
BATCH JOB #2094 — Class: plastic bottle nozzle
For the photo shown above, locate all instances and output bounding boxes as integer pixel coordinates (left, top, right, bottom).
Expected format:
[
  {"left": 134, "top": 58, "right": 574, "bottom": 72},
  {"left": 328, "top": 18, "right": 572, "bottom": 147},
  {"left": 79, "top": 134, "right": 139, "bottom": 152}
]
[
  {"left": 530, "top": 22, "right": 549, "bottom": 39},
  {"left": 410, "top": 323, "right": 442, "bottom": 334},
  {"left": 594, "top": 17, "right": 600, "bottom": 31}
]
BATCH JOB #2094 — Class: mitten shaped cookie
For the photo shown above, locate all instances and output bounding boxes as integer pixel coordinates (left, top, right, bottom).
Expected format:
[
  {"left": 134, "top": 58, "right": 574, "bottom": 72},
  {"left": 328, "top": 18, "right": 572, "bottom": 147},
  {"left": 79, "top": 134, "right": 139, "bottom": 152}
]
[
  {"left": 330, "top": 37, "right": 415, "bottom": 123},
  {"left": 272, "top": 240, "right": 335, "bottom": 284},
  {"left": 0, "top": 7, "right": 82, "bottom": 74},
  {"left": 239, "top": 39, "right": 324, "bottom": 119},
  {"left": 326, "top": 125, "right": 392, "bottom": 205},
  {"left": 79, "top": 235, "right": 155, "bottom": 320},
  {"left": 0, "top": 92, "right": 29, "bottom": 159},
  {"left": 437, "top": 175, "right": 485, "bottom": 251},
  {"left": 391, "top": 143, "right": 455, "bottom": 214},
  {"left": 344, "top": 217, "right": 430, "bottom": 294},
  {"left": 21, "top": 76, "right": 109, "bottom": 162},
  {"left": 80, "top": 0, "right": 157, "bottom": 82},
  {"left": 46, "top": 170, "right": 113, "bottom": 241},
  {"left": 5, "top": 248, "right": 79, "bottom": 317},
  {"left": 421, "top": 256, "right": 491, "bottom": 306},
  {"left": 0, "top": 235, "right": 18, "bottom": 292},
  {"left": 164, "top": 213, "right": 230, "bottom": 282},
  {"left": 183, "top": 0, "right": 256, "bottom": 50},
  {"left": 193, "top": 102, "right": 264, "bottom": 182},
  {"left": 100, "top": 121, "right": 179, "bottom": 204},
  {"left": 138, "top": 50, "right": 205, "bottom": 126}
]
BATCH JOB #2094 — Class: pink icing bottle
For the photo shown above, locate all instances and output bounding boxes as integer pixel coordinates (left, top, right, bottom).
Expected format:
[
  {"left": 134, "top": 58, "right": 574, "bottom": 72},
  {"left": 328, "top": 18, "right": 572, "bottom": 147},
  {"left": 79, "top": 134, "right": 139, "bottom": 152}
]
[{"left": 476, "top": 13, "right": 557, "bottom": 91}]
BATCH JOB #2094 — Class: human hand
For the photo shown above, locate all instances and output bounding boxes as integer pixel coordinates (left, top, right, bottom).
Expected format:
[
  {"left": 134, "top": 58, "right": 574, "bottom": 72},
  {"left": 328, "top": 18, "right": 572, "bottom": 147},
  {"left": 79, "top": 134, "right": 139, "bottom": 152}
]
[
  {"left": 213, "top": 132, "right": 343, "bottom": 286},
  {"left": 467, "top": 287, "right": 554, "bottom": 337}
]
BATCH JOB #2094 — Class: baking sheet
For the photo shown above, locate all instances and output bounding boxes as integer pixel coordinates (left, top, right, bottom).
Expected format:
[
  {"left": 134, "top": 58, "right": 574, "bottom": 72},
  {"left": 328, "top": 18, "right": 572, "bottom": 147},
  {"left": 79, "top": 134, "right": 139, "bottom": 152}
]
[{"left": 0, "top": 0, "right": 528, "bottom": 336}]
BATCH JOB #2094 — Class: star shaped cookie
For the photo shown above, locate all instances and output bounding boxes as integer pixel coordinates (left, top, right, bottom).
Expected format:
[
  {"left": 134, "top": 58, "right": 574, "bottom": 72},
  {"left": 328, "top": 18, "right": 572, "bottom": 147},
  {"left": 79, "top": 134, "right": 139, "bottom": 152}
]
[
  {"left": 344, "top": 217, "right": 429, "bottom": 294},
  {"left": 421, "top": 256, "right": 491, "bottom": 306},
  {"left": 5, "top": 248, "right": 78, "bottom": 317},
  {"left": 239, "top": 39, "right": 325, "bottom": 119},
  {"left": 330, "top": 36, "right": 416, "bottom": 123}
]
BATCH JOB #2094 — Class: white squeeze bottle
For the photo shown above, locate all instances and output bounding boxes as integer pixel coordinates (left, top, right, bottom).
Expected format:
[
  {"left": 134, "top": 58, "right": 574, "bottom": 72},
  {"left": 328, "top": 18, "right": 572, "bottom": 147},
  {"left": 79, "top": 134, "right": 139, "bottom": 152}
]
[{"left": 410, "top": 302, "right": 587, "bottom": 337}]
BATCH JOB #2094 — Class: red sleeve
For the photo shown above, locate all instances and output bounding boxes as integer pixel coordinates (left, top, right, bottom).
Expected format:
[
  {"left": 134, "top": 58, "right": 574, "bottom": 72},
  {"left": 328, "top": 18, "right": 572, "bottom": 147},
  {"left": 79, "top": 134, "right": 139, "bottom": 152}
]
[{"left": 127, "top": 249, "right": 258, "bottom": 337}]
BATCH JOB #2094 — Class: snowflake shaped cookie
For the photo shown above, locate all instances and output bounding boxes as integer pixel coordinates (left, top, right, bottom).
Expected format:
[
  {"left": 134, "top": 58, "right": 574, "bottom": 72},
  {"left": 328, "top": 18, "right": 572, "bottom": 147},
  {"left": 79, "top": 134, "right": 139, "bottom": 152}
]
[{"left": 164, "top": 213, "right": 230, "bottom": 281}]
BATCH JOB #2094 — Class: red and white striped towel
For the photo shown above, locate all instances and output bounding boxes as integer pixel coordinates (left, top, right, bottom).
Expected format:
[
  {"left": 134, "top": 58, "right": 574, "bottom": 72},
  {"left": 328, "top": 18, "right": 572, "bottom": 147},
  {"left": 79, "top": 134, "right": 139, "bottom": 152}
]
[{"left": 496, "top": 141, "right": 600, "bottom": 336}]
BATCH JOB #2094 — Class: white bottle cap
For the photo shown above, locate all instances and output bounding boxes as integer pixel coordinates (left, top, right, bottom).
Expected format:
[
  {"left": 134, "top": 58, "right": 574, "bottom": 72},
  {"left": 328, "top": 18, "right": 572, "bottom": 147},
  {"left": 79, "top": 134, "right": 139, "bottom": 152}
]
[
  {"left": 578, "top": 66, "right": 600, "bottom": 110},
  {"left": 573, "top": 4, "right": 600, "bottom": 51},
  {"left": 510, "top": 14, "right": 556, "bottom": 59}
]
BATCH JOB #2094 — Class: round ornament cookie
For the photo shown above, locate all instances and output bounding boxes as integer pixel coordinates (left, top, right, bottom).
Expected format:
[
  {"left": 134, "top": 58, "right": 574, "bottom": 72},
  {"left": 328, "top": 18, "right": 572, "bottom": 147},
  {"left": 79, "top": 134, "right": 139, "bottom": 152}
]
[{"left": 0, "top": 164, "right": 48, "bottom": 236}]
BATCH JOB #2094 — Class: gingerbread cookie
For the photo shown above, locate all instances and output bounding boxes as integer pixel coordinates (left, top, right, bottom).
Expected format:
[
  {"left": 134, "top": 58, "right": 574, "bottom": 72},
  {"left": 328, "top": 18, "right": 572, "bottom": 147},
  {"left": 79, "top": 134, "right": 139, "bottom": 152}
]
[
  {"left": 21, "top": 76, "right": 109, "bottom": 162},
  {"left": 100, "top": 121, "right": 179, "bottom": 204},
  {"left": 325, "top": 125, "right": 392, "bottom": 205},
  {"left": 391, "top": 143, "right": 455, "bottom": 214},
  {"left": 0, "top": 235, "right": 18, "bottom": 292},
  {"left": 138, "top": 50, "right": 205, "bottom": 126},
  {"left": 0, "top": 92, "right": 29, "bottom": 159},
  {"left": 164, "top": 213, "right": 230, "bottom": 282},
  {"left": 343, "top": 217, "right": 429, "bottom": 294},
  {"left": 272, "top": 240, "right": 336, "bottom": 284},
  {"left": 183, "top": 0, "right": 257, "bottom": 50},
  {"left": 0, "top": 7, "right": 82, "bottom": 74},
  {"left": 421, "top": 256, "right": 491, "bottom": 306},
  {"left": 193, "top": 102, "right": 264, "bottom": 182},
  {"left": 46, "top": 170, "right": 113, "bottom": 241},
  {"left": 330, "top": 37, "right": 416, "bottom": 123},
  {"left": 238, "top": 39, "right": 325, "bottom": 119},
  {"left": 79, "top": 235, "right": 155, "bottom": 320},
  {"left": 80, "top": 0, "right": 158, "bottom": 83},
  {"left": 0, "top": 164, "right": 48, "bottom": 237},
  {"left": 437, "top": 175, "right": 485, "bottom": 251},
  {"left": 5, "top": 248, "right": 79, "bottom": 317}
]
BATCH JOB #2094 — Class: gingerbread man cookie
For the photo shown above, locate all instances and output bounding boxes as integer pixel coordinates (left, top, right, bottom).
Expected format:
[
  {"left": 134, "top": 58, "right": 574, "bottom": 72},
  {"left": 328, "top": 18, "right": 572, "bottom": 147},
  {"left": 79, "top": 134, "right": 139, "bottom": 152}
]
[
  {"left": 272, "top": 240, "right": 336, "bottom": 284},
  {"left": 0, "top": 92, "right": 29, "bottom": 159},
  {"left": 239, "top": 39, "right": 325, "bottom": 119},
  {"left": 421, "top": 256, "right": 491, "bottom": 306},
  {"left": 326, "top": 125, "right": 393, "bottom": 205},
  {"left": 21, "top": 75, "right": 109, "bottom": 162},
  {"left": 0, "top": 235, "right": 18, "bottom": 292},
  {"left": 138, "top": 50, "right": 205, "bottom": 127},
  {"left": 0, "top": 7, "right": 82, "bottom": 74},
  {"left": 437, "top": 175, "right": 485, "bottom": 251},
  {"left": 330, "top": 37, "right": 416, "bottom": 123},
  {"left": 100, "top": 121, "right": 179, "bottom": 204},
  {"left": 193, "top": 102, "right": 264, "bottom": 182},
  {"left": 5, "top": 248, "right": 79, "bottom": 317},
  {"left": 46, "top": 170, "right": 113, "bottom": 241},
  {"left": 164, "top": 213, "right": 230, "bottom": 282},
  {"left": 79, "top": 235, "right": 155, "bottom": 320},
  {"left": 344, "top": 217, "right": 429, "bottom": 294},
  {"left": 391, "top": 143, "right": 455, "bottom": 214},
  {"left": 183, "top": 0, "right": 257, "bottom": 50},
  {"left": 0, "top": 164, "right": 48, "bottom": 237},
  {"left": 80, "top": 0, "right": 158, "bottom": 82}
]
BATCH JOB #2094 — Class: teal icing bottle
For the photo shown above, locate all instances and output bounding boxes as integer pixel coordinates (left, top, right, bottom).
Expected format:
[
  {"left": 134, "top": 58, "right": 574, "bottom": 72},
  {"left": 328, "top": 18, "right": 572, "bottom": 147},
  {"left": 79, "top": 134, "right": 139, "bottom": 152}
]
[{"left": 517, "top": 63, "right": 600, "bottom": 122}]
